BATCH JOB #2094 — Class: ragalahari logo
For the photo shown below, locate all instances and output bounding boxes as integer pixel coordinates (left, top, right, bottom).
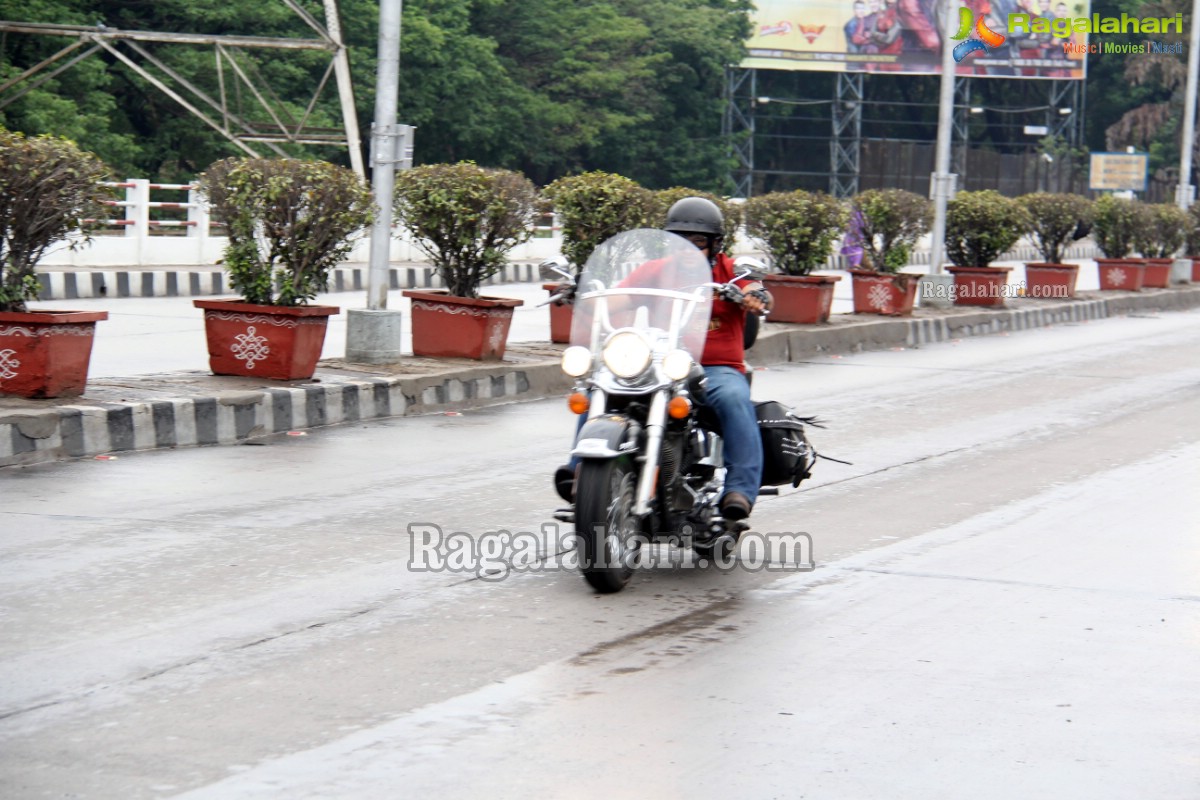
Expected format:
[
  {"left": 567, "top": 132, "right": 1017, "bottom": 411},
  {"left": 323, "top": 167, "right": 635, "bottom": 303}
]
[{"left": 951, "top": 6, "right": 1007, "bottom": 62}]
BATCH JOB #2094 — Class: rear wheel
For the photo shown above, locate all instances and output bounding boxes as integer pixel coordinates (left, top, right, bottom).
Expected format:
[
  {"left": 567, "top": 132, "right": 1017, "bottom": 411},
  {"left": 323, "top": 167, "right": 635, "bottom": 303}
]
[{"left": 574, "top": 457, "right": 641, "bottom": 593}]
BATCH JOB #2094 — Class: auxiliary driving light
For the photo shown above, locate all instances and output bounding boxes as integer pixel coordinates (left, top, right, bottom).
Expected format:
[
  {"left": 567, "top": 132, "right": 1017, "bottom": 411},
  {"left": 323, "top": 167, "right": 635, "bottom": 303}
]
[
  {"left": 561, "top": 345, "right": 592, "bottom": 377},
  {"left": 662, "top": 349, "right": 693, "bottom": 381}
]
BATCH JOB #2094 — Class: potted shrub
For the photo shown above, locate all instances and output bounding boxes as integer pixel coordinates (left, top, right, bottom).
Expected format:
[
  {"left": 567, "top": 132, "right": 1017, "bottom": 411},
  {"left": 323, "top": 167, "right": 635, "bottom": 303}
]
[
  {"left": 848, "top": 189, "right": 931, "bottom": 315},
  {"left": 1187, "top": 203, "right": 1200, "bottom": 282},
  {"left": 1017, "top": 192, "right": 1092, "bottom": 299},
  {"left": 1090, "top": 195, "right": 1145, "bottom": 291},
  {"left": 1132, "top": 202, "right": 1189, "bottom": 288},
  {"left": 541, "top": 172, "right": 655, "bottom": 343},
  {"left": 743, "top": 190, "right": 848, "bottom": 324},
  {"left": 0, "top": 130, "right": 110, "bottom": 398},
  {"left": 944, "top": 190, "right": 1029, "bottom": 307},
  {"left": 194, "top": 157, "right": 372, "bottom": 380},
  {"left": 396, "top": 162, "right": 537, "bottom": 360}
]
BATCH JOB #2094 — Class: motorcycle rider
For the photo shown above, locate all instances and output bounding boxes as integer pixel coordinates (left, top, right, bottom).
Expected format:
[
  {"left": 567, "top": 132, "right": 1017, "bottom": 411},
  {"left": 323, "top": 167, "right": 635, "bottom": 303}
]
[{"left": 554, "top": 197, "right": 772, "bottom": 521}]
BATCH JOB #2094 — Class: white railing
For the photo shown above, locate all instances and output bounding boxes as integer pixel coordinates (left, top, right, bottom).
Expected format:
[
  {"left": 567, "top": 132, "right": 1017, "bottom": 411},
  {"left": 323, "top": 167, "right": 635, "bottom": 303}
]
[{"left": 40, "top": 178, "right": 564, "bottom": 268}]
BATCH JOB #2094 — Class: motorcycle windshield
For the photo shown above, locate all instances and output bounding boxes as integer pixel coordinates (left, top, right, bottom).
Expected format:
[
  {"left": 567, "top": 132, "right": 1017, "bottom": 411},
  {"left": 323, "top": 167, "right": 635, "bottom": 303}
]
[{"left": 570, "top": 229, "right": 713, "bottom": 360}]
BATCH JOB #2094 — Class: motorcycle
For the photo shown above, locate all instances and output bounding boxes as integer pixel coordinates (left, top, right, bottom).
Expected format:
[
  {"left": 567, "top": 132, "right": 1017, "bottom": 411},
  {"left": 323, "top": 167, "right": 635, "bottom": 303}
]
[{"left": 549, "top": 229, "right": 826, "bottom": 593}]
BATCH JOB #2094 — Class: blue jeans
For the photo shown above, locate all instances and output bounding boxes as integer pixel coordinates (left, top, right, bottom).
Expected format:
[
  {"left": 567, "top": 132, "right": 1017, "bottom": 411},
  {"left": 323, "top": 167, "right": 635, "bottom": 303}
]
[
  {"left": 569, "top": 365, "right": 763, "bottom": 505},
  {"left": 701, "top": 366, "right": 763, "bottom": 504}
]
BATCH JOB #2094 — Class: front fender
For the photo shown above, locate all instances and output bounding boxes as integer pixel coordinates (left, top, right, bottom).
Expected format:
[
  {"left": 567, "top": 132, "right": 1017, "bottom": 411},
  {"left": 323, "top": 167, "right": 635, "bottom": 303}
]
[{"left": 570, "top": 414, "right": 642, "bottom": 460}]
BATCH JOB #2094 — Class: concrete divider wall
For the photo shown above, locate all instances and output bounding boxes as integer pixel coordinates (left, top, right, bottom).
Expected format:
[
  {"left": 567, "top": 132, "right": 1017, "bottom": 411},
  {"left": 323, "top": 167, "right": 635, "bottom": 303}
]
[{"left": 3, "top": 286, "right": 1198, "bottom": 467}]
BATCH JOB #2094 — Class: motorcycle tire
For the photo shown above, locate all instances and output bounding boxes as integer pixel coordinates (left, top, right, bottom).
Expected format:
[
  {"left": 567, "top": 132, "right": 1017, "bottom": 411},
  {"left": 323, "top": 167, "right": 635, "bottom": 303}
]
[{"left": 574, "top": 456, "right": 640, "bottom": 593}]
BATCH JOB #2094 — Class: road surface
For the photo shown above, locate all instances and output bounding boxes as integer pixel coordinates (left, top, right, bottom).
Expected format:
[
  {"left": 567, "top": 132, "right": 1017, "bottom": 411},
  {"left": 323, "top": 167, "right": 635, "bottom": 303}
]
[{"left": 1, "top": 309, "right": 1198, "bottom": 798}]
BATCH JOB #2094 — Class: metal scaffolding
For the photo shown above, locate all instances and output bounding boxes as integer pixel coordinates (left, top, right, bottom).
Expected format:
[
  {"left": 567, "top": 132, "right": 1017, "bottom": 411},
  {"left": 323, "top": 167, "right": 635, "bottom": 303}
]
[
  {"left": 830, "top": 72, "right": 862, "bottom": 198},
  {"left": 0, "top": 2, "right": 364, "bottom": 176},
  {"left": 723, "top": 67, "right": 756, "bottom": 198}
]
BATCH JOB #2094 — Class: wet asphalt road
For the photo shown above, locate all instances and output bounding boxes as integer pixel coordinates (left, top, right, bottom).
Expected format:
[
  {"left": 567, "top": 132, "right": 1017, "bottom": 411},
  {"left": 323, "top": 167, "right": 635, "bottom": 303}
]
[{"left": 1, "top": 309, "right": 1198, "bottom": 798}]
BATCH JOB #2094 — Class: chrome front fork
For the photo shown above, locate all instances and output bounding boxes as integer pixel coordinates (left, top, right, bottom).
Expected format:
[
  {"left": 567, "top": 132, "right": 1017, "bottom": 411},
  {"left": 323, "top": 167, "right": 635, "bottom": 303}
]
[{"left": 633, "top": 392, "right": 668, "bottom": 516}]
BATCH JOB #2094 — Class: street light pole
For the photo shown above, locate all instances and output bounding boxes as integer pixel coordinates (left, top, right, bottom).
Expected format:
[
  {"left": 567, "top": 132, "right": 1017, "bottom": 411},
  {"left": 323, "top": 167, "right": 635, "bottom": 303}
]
[
  {"left": 922, "top": 0, "right": 959, "bottom": 307},
  {"left": 1176, "top": 0, "right": 1199, "bottom": 210},
  {"left": 346, "top": 0, "right": 404, "bottom": 363}
]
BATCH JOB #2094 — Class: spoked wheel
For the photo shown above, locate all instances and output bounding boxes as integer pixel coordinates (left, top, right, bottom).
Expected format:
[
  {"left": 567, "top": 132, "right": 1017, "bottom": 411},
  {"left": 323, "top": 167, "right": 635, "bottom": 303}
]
[{"left": 574, "top": 456, "right": 641, "bottom": 593}]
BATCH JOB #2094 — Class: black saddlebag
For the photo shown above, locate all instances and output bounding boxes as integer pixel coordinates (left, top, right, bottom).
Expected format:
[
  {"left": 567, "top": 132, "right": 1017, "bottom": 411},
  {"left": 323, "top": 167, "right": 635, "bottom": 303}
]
[{"left": 755, "top": 400, "right": 817, "bottom": 488}]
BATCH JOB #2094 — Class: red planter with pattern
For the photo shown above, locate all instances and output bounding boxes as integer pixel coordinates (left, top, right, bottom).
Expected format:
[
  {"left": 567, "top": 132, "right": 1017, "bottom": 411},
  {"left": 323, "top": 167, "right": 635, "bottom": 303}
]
[
  {"left": 849, "top": 270, "right": 919, "bottom": 316},
  {"left": 761, "top": 274, "right": 841, "bottom": 324},
  {"left": 1095, "top": 258, "right": 1145, "bottom": 291},
  {"left": 193, "top": 300, "right": 338, "bottom": 380},
  {"left": 0, "top": 310, "right": 108, "bottom": 398},
  {"left": 402, "top": 290, "right": 524, "bottom": 360},
  {"left": 1192, "top": 257, "right": 1200, "bottom": 282}
]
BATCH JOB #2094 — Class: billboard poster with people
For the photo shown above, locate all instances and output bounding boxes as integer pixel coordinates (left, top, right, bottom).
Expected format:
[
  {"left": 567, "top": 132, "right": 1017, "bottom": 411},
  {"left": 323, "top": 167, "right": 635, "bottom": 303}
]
[{"left": 743, "top": 0, "right": 1088, "bottom": 78}]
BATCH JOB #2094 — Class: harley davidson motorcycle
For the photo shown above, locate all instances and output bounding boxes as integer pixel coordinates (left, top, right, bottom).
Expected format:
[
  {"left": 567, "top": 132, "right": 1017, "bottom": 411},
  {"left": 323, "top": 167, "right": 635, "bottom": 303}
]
[{"left": 549, "top": 229, "right": 823, "bottom": 593}]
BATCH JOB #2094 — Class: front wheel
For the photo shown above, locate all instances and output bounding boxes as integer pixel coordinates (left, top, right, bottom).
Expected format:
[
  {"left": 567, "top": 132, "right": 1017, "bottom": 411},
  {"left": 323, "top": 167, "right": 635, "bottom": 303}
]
[{"left": 574, "top": 456, "right": 641, "bottom": 593}]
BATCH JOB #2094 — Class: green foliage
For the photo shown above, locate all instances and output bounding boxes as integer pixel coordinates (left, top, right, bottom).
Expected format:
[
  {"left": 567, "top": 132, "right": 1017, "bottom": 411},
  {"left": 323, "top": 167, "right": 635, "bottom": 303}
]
[
  {"left": 0, "top": 0, "right": 749, "bottom": 190},
  {"left": 851, "top": 189, "right": 932, "bottom": 274},
  {"left": 1090, "top": 195, "right": 1140, "bottom": 258},
  {"left": 1186, "top": 204, "right": 1200, "bottom": 257},
  {"left": 197, "top": 158, "right": 373, "bottom": 306},
  {"left": 1017, "top": 192, "right": 1093, "bottom": 264},
  {"left": 393, "top": 162, "right": 538, "bottom": 298},
  {"left": 653, "top": 187, "right": 741, "bottom": 254},
  {"left": 1132, "top": 203, "right": 1189, "bottom": 258},
  {"left": 944, "top": 190, "right": 1030, "bottom": 269},
  {"left": 0, "top": 128, "right": 109, "bottom": 312},
  {"left": 743, "top": 190, "right": 848, "bottom": 276},
  {"left": 543, "top": 172, "right": 655, "bottom": 274}
]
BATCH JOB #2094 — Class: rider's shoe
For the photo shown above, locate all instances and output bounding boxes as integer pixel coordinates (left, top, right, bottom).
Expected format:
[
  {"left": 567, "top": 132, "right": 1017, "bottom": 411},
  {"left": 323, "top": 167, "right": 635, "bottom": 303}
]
[
  {"left": 720, "top": 491, "right": 752, "bottom": 521},
  {"left": 554, "top": 465, "right": 575, "bottom": 502}
]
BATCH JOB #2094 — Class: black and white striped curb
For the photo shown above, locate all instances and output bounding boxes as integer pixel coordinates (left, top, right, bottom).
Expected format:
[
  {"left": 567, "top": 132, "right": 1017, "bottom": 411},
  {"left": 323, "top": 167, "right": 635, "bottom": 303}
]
[
  {"left": 35, "top": 262, "right": 543, "bottom": 301},
  {"left": 3, "top": 287, "right": 1198, "bottom": 467},
  {"left": 1, "top": 360, "right": 569, "bottom": 467}
]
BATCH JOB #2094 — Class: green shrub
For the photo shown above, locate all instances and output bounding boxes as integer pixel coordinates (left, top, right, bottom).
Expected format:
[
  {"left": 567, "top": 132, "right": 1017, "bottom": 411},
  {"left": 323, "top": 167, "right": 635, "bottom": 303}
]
[
  {"left": 743, "top": 190, "right": 848, "bottom": 276},
  {"left": 0, "top": 130, "right": 110, "bottom": 312},
  {"left": 1132, "top": 203, "right": 1189, "bottom": 258},
  {"left": 198, "top": 158, "right": 373, "bottom": 306},
  {"left": 945, "top": 190, "right": 1029, "bottom": 268},
  {"left": 1186, "top": 204, "right": 1200, "bottom": 256},
  {"left": 394, "top": 162, "right": 538, "bottom": 299},
  {"left": 1017, "top": 192, "right": 1092, "bottom": 263},
  {"left": 1090, "top": 195, "right": 1140, "bottom": 258},
  {"left": 543, "top": 172, "right": 655, "bottom": 274},
  {"left": 851, "top": 189, "right": 932, "bottom": 273}
]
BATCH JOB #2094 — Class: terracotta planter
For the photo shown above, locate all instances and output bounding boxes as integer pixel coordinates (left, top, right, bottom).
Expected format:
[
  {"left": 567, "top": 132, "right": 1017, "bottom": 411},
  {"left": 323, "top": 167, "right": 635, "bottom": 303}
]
[
  {"left": 761, "top": 274, "right": 841, "bottom": 324},
  {"left": 193, "top": 299, "right": 338, "bottom": 380},
  {"left": 1141, "top": 258, "right": 1173, "bottom": 289},
  {"left": 947, "top": 266, "right": 1013, "bottom": 308},
  {"left": 0, "top": 310, "right": 108, "bottom": 398},
  {"left": 543, "top": 282, "right": 574, "bottom": 344},
  {"left": 1023, "top": 263, "right": 1078, "bottom": 299},
  {"left": 1192, "top": 257, "right": 1200, "bottom": 282},
  {"left": 1095, "top": 258, "right": 1146, "bottom": 292},
  {"left": 849, "top": 270, "right": 919, "bottom": 316},
  {"left": 402, "top": 290, "right": 524, "bottom": 360}
]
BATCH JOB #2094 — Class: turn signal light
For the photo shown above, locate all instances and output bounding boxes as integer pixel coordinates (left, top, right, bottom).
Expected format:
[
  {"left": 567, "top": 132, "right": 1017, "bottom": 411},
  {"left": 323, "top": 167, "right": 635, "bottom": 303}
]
[
  {"left": 667, "top": 396, "right": 692, "bottom": 419},
  {"left": 568, "top": 392, "right": 590, "bottom": 415}
]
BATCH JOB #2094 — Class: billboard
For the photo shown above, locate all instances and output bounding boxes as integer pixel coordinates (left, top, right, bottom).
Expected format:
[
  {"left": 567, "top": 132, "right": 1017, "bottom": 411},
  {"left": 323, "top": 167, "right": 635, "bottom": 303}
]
[{"left": 742, "top": 0, "right": 1088, "bottom": 79}]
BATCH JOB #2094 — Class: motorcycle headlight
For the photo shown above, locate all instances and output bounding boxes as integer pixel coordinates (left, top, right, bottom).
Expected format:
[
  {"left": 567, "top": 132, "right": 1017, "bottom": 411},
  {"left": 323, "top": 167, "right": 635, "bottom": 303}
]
[
  {"left": 602, "top": 331, "right": 652, "bottom": 379},
  {"left": 561, "top": 345, "right": 592, "bottom": 378},
  {"left": 662, "top": 349, "right": 693, "bottom": 382}
]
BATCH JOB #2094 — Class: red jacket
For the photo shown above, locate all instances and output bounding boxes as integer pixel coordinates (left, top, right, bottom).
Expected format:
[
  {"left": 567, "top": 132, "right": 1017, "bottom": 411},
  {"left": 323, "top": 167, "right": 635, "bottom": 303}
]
[{"left": 701, "top": 253, "right": 754, "bottom": 372}]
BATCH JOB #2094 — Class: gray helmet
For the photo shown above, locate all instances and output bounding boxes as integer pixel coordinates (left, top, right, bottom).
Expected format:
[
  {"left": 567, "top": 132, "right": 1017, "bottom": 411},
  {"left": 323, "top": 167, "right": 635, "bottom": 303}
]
[{"left": 664, "top": 197, "right": 724, "bottom": 237}]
